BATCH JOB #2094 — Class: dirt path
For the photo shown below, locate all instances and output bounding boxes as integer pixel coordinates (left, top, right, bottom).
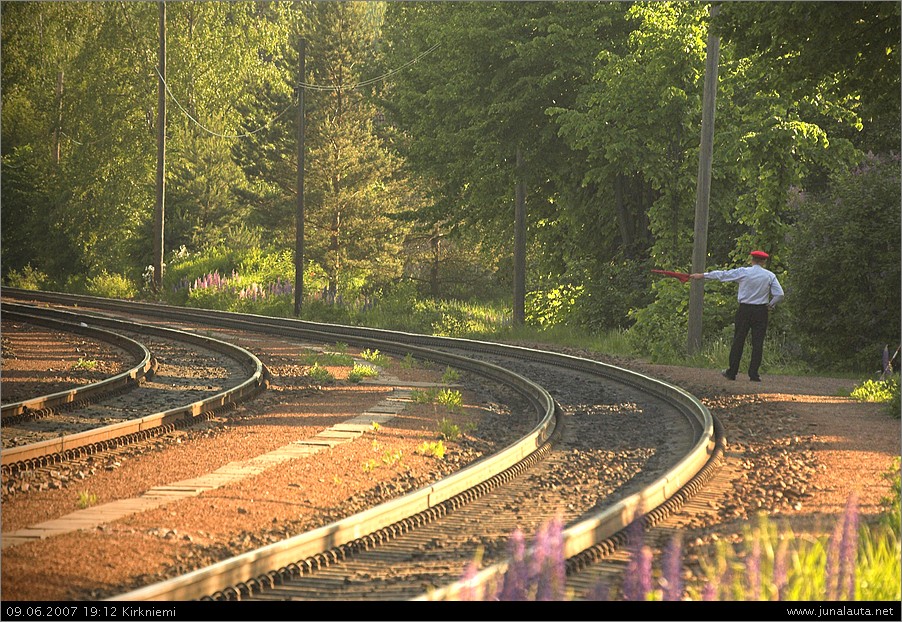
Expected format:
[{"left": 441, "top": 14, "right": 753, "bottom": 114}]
[{"left": 636, "top": 363, "right": 900, "bottom": 531}]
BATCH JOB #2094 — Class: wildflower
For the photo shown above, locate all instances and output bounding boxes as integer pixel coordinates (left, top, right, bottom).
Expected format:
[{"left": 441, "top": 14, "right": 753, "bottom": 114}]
[
  {"left": 837, "top": 493, "right": 859, "bottom": 600},
  {"left": 497, "top": 528, "right": 529, "bottom": 601},
  {"left": 661, "top": 535, "right": 683, "bottom": 601}
]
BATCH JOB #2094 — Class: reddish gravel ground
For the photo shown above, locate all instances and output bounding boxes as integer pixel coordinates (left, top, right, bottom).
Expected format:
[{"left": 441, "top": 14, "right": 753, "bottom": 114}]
[{"left": 1, "top": 321, "right": 899, "bottom": 602}]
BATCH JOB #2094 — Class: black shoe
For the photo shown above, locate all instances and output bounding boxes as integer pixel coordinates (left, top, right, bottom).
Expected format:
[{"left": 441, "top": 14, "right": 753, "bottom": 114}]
[
  {"left": 721, "top": 370, "right": 736, "bottom": 380},
  {"left": 749, "top": 376, "right": 761, "bottom": 382}
]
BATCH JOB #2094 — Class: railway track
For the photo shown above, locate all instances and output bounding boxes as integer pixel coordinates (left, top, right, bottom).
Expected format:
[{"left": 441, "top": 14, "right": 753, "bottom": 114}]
[
  {"left": 1, "top": 302, "right": 267, "bottom": 478},
  {"left": 1, "top": 288, "right": 723, "bottom": 602}
]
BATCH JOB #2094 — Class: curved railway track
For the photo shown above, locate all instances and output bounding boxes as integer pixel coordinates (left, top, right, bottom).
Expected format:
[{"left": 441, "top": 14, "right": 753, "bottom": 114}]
[
  {"left": 1, "top": 288, "right": 725, "bottom": 603},
  {"left": 1, "top": 302, "right": 268, "bottom": 478},
  {"left": 1, "top": 308, "right": 157, "bottom": 424}
]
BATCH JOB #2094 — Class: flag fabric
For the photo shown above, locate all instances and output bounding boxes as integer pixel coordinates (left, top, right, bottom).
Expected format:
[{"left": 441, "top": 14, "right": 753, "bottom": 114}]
[{"left": 651, "top": 269, "right": 691, "bottom": 283}]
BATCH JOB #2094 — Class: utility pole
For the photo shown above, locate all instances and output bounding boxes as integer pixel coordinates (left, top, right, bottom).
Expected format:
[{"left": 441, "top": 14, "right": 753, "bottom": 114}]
[
  {"left": 153, "top": 1, "right": 166, "bottom": 294},
  {"left": 53, "top": 70, "right": 63, "bottom": 165},
  {"left": 513, "top": 147, "right": 526, "bottom": 326},
  {"left": 294, "top": 36, "right": 306, "bottom": 317},
  {"left": 688, "top": 4, "right": 720, "bottom": 354}
]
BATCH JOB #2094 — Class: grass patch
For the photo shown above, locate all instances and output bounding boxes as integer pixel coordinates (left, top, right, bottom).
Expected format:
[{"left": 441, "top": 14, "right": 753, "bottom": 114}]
[
  {"left": 441, "top": 366, "right": 461, "bottom": 384},
  {"left": 72, "top": 358, "right": 99, "bottom": 371},
  {"left": 304, "top": 362, "right": 335, "bottom": 384},
  {"left": 76, "top": 491, "right": 98, "bottom": 509},
  {"left": 416, "top": 440, "right": 446, "bottom": 459},
  {"left": 348, "top": 363, "right": 379, "bottom": 383},
  {"left": 298, "top": 348, "right": 354, "bottom": 367},
  {"left": 360, "top": 348, "right": 390, "bottom": 366},
  {"left": 438, "top": 418, "right": 461, "bottom": 441}
]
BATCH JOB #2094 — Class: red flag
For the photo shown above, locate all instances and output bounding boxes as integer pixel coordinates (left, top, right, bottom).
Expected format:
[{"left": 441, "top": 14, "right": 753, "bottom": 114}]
[{"left": 651, "top": 269, "right": 690, "bottom": 283}]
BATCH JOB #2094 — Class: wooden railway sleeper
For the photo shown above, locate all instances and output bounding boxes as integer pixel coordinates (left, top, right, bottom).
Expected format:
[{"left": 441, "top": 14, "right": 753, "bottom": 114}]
[{"left": 285, "top": 562, "right": 302, "bottom": 577}]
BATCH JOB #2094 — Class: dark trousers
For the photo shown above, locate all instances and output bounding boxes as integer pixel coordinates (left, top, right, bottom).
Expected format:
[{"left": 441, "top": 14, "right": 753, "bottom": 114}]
[{"left": 727, "top": 303, "right": 769, "bottom": 379}]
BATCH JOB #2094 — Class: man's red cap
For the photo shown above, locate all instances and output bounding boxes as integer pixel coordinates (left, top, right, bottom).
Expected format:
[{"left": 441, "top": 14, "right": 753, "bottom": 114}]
[{"left": 750, "top": 250, "right": 769, "bottom": 259}]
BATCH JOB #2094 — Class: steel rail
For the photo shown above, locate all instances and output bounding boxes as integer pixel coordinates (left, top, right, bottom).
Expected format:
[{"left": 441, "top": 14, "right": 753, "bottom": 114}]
[
  {"left": 1, "top": 308, "right": 156, "bottom": 421},
  {"left": 0, "top": 288, "right": 719, "bottom": 602},
  {"left": 0, "top": 301, "right": 268, "bottom": 474}
]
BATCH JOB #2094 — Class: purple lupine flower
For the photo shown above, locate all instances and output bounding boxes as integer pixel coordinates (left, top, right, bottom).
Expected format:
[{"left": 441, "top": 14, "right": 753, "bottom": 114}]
[
  {"left": 837, "top": 493, "right": 859, "bottom": 600},
  {"left": 586, "top": 579, "right": 611, "bottom": 601},
  {"left": 639, "top": 545, "right": 653, "bottom": 600},
  {"left": 623, "top": 543, "right": 653, "bottom": 601},
  {"left": 528, "top": 520, "right": 550, "bottom": 596},
  {"left": 535, "top": 515, "right": 566, "bottom": 601},
  {"left": 621, "top": 513, "right": 648, "bottom": 600},
  {"left": 662, "top": 535, "right": 683, "bottom": 601},
  {"left": 702, "top": 581, "right": 718, "bottom": 601},
  {"left": 774, "top": 538, "right": 789, "bottom": 601},
  {"left": 458, "top": 560, "right": 481, "bottom": 601},
  {"left": 498, "top": 528, "right": 529, "bottom": 601},
  {"left": 721, "top": 557, "right": 734, "bottom": 601},
  {"left": 746, "top": 537, "right": 762, "bottom": 601},
  {"left": 825, "top": 515, "right": 843, "bottom": 600}
]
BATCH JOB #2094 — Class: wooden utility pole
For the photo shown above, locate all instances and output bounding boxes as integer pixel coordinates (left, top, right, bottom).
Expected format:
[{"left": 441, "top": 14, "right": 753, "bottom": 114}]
[
  {"left": 294, "top": 36, "right": 306, "bottom": 316},
  {"left": 153, "top": 1, "right": 166, "bottom": 293},
  {"left": 513, "top": 147, "right": 526, "bottom": 326},
  {"left": 688, "top": 5, "right": 720, "bottom": 354},
  {"left": 53, "top": 70, "right": 63, "bottom": 165}
]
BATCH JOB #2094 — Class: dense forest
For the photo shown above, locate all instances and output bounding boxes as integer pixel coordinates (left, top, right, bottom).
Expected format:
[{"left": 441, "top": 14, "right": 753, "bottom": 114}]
[{"left": 2, "top": 1, "right": 899, "bottom": 372}]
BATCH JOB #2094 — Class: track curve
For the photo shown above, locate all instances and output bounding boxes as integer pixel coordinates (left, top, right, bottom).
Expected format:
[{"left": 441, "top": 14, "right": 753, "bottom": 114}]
[{"left": 1, "top": 288, "right": 723, "bottom": 602}]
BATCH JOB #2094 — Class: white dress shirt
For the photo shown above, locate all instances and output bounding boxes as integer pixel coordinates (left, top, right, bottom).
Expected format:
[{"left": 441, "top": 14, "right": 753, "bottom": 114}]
[{"left": 704, "top": 264, "right": 785, "bottom": 306}]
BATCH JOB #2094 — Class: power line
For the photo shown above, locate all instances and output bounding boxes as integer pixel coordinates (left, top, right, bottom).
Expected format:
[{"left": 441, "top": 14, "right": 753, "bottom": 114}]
[
  {"left": 156, "top": 42, "right": 441, "bottom": 137},
  {"left": 297, "top": 43, "right": 442, "bottom": 91},
  {"left": 154, "top": 66, "right": 295, "bottom": 139}
]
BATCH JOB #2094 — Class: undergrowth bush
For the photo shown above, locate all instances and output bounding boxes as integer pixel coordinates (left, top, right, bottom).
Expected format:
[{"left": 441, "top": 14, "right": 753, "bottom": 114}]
[
  {"left": 850, "top": 376, "right": 901, "bottom": 418},
  {"left": 83, "top": 271, "right": 137, "bottom": 299},
  {"left": 3, "top": 264, "right": 49, "bottom": 290}
]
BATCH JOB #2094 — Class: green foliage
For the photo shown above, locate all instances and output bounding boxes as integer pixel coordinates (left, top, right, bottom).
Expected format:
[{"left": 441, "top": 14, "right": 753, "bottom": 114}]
[
  {"left": 2, "top": 265, "right": 49, "bottom": 290},
  {"left": 304, "top": 362, "right": 335, "bottom": 384},
  {"left": 298, "top": 349, "right": 354, "bottom": 367},
  {"left": 416, "top": 440, "right": 446, "bottom": 460},
  {"left": 850, "top": 378, "right": 899, "bottom": 403},
  {"left": 347, "top": 363, "right": 379, "bottom": 383},
  {"left": 624, "top": 280, "right": 693, "bottom": 362},
  {"left": 687, "top": 506, "right": 900, "bottom": 602},
  {"left": 888, "top": 381, "right": 902, "bottom": 420},
  {"left": 360, "top": 349, "right": 389, "bottom": 366},
  {"left": 786, "top": 154, "right": 901, "bottom": 371},
  {"left": 411, "top": 388, "right": 439, "bottom": 404},
  {"left": 436, "top": 388, "right": 463, "bottom": 412},
  {"left": 72, "top": 358, "right": 98, "bottom": 371},
  {"left": 855, "top": 518, "right": 902, "bottom": 601},
  {"left": 437, "top": 418, "right": 461, "bottom": 441},
  {"left": 76, "top": 491, "right": 98, "bottom": 509},
  {"left": 83, "top": 272, "right": 138, "bottom": 300},
  {"left": 525, "top": 284, "right": 582, "bottom": 329},
  {"left": 381, "top": 449, "right": 405, "bottom": 468},
  {"left": 571, "top": 258, "right": 656, "bottom": 332},
  {"left": 400, "top": 353, "right": 419, "bottom": 369},
  {"left": 879, "top": 459, "right": 901, "bottom": 534},
  {"left": 441, "top": 366, "right": 460, "bottom": 385}
]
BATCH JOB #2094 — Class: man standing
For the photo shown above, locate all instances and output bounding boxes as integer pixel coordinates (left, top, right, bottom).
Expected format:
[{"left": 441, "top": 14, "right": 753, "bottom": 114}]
[{"left": 689, "top": 250, "right": 784, "bottom": 381}]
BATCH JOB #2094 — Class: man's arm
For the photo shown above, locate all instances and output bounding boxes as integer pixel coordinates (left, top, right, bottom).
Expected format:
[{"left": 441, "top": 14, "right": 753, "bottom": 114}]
[{"left": 769, "top": 276, "right": 785, "bottom": 308}]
